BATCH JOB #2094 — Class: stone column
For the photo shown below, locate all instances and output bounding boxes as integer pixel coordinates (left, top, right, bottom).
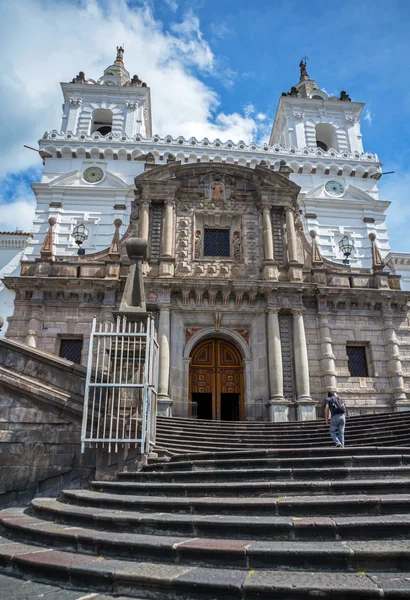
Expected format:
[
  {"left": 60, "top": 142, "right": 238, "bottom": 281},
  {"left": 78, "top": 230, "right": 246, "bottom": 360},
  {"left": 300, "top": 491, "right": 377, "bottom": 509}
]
[
  {"left": 318, "top": 312, "right": 337, "bottom": 392},
  {"left": 266, "top": 308, "right": 288, "bottom": 422},
  {"left": 382, "top": 313, "right": 407, "bottom": 408},
  {"left": 158, "top": 305, "right": 172, "bottom": 415},
  {"left": 138, "top": 200, "right": 150, "bottom": 239},
  {"left": 25, "top": 306, "right": 43, "bottom": 348},
  {"left": 163, "top": 200, "right": 175, "bottom": 257},
  {"left": 286, "top": 208, "right": 303, "bottom": 282},
  {"left": 285, "top": 208, "right": 298, "bottom": 263},
  {"left": 293, "top": 309, "right": 315, "bottom": 420},
  {"left": 160, "top": 200, "right": 175, "bottom": 277},
  {"left": 262, "top": 205, "right": 278, "bottom": 280}
]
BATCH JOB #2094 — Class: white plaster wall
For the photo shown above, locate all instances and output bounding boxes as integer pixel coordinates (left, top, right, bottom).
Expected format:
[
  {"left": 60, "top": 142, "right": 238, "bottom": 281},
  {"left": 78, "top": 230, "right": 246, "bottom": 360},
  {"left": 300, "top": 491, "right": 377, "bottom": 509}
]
[{"left": 0, "top": 247, "right": 25, "bottom": 338}]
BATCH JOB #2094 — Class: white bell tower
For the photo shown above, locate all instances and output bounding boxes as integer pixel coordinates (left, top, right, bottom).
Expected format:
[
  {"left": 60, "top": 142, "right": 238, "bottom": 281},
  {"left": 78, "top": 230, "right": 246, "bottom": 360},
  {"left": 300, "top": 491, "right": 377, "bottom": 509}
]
[
  {"left": 60, "top": 47, "right": 152, "bottom": 139},
  {"left": 270, "top": 61, "right": 364, "bottom": 155}
]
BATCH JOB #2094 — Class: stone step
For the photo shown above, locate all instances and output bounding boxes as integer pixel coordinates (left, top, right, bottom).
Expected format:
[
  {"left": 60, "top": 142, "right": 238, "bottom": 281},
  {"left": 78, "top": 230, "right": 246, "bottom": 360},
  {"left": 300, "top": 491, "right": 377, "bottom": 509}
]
[
  {"left": 0, "top": 572, "right": 133, "bottom": 600},
  {"left": 2, "top": 510, "right": 410, "bottom": 572},
  {"left": 92, "top": 477, "right": 410, "bottom": 497},
  {"left": 117, "top": 465, "right": 410, "bottom": 483},
  {"left": 154, "top": 435, "right": 410, "bottom": 454},
  {"left": 62, "top": 489, "right": 410, "bottom": 517},
  {"left": 155, "top": 419, "right": 410, "bottom": 436},
  {"left": 156, "top": 424, "right": 410, "bottom": 440},
  {"left": 157, "top": 412, "right": 410, "bottom": 428},
  {"left": 1, "top": 535, "right": 406, "bottom": 600},
  {"left": 27, "top": 498, "right": 410, "bottom": 541},
  {"left": 167, "top": 446, "right": 410, "bottom": 462},
  {"left": 143, "top": 453, "right": 410, "bottom": 472}
]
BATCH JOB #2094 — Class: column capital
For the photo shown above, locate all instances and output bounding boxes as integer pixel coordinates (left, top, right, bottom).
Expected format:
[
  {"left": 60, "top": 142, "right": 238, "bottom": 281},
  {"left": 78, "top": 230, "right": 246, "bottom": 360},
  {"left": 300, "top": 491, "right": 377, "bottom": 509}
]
[
  {"left": 292, "top": 307, "right": 305, "bottom": 316},
  {"left": 318, "top": 311, "right": 331, "bottom": 321},
  {"left": 159, "top": 303, "right": 172, "bottom": 312},
  {"left": 266, "top": 306, "right": 280, "bottom": 315}
]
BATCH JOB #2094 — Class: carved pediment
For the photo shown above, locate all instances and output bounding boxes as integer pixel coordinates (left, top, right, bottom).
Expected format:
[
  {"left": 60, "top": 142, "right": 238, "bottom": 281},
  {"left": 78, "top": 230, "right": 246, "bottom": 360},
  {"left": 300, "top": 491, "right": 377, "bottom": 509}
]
[
  {"left": 134, "top": 161, "right": 300, "bottom": 203},
  {"left": 304, "top": 182, "right": 378, "bottom": 204},
  {"left": 49, "top": 170, "right": 130, "bottom": 190}
]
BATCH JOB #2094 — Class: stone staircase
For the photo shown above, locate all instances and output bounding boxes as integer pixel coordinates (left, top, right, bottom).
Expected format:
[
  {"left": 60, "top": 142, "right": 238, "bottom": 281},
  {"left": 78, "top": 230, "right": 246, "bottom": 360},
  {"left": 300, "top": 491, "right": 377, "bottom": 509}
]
[
  {"left": 155, "top": 411, "right": 410, "bottom": 454},
  {"left": 2, "top": 428, "right": 410, "bottom": 597}
]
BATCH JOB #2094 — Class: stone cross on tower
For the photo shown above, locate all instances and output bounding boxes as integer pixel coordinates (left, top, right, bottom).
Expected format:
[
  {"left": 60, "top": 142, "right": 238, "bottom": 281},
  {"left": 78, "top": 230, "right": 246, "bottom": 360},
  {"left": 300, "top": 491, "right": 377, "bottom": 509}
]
[{"left": 299, "top": 55, "right": 310, "bottom": 81}]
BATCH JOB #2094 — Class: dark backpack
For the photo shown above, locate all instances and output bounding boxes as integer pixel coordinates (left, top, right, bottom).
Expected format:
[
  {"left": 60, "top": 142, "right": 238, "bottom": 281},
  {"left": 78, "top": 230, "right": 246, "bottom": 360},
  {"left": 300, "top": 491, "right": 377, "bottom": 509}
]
[{"left": 329, "top": 396, "right": 345, "bottom": 415}]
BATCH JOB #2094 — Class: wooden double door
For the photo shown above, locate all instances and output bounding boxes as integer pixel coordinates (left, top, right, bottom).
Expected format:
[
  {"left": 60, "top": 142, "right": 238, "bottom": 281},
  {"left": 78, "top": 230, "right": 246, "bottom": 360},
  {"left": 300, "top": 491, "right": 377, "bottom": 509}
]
[{"left": 189, "top": 339, "right": 244, "bottom": 421}]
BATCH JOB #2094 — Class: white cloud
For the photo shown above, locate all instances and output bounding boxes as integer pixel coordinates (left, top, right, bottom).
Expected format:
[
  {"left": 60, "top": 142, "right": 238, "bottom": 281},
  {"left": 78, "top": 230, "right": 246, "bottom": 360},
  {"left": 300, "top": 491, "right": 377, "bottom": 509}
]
[
  {"left": 210, "top": 21, "right": 233, "bottom": 40},
  {"left": 243, "top": 103, "right": 255, "bottom": 118},
  {"left": 364, "top": 108, "right": 373, "bottom": 125},
  {"left": 0, "top": 0, "right": 266, "bottom": 187},
  {"left": 0, "top": 173, "right": 38, "bottom": 232},
  {"left": 0, "top": 199, "right": 36, "bottom": 233},
  {"left": 164, "top": 0, "right": 178, "bottom": 12}
]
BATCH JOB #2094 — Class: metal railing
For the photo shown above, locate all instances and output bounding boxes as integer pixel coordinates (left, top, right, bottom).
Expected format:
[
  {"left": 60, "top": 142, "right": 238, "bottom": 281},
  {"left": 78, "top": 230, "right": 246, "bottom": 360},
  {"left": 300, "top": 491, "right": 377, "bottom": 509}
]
[{"left": 81, "top": 315, "right": 158, "bottom": 455}]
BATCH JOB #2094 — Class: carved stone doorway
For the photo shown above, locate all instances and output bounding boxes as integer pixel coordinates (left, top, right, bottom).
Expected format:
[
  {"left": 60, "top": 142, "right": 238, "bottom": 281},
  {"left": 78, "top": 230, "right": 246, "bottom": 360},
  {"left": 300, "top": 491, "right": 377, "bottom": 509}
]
[{"left": 189, "top": 339, "right": 244, "bottom": 420}]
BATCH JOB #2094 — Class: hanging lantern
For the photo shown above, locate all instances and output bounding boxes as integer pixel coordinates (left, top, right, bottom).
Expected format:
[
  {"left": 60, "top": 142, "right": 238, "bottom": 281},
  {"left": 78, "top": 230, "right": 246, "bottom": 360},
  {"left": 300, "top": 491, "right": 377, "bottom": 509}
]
[
  {"left": 339, "top": 235, "right": 353, "bottom": 265},
  {"left": 72, "top": 223, "right": 89, "bottom": 255}
]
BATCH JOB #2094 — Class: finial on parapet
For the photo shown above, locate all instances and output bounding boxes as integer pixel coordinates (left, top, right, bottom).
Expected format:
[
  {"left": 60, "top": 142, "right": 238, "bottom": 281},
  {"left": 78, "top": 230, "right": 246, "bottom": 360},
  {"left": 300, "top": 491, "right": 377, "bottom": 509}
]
[
  {"left": 40, "top": 217, "right": 56, "bottom": 259},
  {"left": 310, "top": 230, "right": 324, "bottom": 266},
  {"left": 109, "top": 219, "right": 122, "bottom": 258},
  {"left": 115, "top": 45, "right": 125, "bottom": 65},
  {"left": 278, "top": 160, "right": 293, "bottom": 178},
  {"left": 340, "top": 90, "right": 351, "bottom": 102},
  {"left": 369, "top": 233, "right": 384, "bottom": 271},
  {"left": 71, "top": 71, "right": 86, "bottom": 84}
]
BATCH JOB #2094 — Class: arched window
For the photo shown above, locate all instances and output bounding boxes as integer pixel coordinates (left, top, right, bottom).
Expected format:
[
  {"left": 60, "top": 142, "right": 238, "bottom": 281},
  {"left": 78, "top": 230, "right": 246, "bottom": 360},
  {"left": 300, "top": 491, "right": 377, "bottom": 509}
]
[
  {"left": 315, "top": 123, "right": 339, "bottom": 152},
  {"left": 91, "top": 109, "right": 113, "bottom": 135}
]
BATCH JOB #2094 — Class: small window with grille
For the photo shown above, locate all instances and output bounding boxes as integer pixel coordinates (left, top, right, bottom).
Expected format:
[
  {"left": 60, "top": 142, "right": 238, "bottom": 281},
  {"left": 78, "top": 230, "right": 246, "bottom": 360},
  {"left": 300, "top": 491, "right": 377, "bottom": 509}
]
[
  {"left": 346, "top": 345, "right": 368, "bottom": 377},
  {"left": 204, "top": 228, "right": 230, "bottom": 257},
  {"left": 59, "top": 338, "right": 83, "bottom": 364}
]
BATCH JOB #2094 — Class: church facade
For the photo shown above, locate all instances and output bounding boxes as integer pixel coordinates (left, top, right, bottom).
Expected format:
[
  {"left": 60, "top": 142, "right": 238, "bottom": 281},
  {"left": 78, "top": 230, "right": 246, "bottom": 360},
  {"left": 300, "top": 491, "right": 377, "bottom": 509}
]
[{"left": 3, "top": 49, "right": 410, "bottom": 421}]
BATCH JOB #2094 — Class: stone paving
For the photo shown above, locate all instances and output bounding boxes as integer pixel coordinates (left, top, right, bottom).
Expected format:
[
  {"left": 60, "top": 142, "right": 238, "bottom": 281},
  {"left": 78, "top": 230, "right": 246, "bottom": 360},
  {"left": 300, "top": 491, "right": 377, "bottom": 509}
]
[{"left": 0, "top": 573, "right": 148, "bottom": 600}]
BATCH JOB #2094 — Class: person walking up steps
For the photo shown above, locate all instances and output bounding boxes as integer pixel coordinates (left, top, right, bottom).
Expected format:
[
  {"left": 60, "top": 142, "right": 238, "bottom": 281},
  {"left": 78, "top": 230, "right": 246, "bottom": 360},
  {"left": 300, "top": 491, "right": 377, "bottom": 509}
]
[{"left": 324, "top": 391, "right": 346, "bottom": 448}]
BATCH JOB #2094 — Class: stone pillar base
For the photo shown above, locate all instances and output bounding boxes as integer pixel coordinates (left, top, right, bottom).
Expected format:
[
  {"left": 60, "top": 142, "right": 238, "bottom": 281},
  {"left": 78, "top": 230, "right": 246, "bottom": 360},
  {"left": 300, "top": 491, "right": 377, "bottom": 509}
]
[
  {"left": 158, "top": 395, "right": 173, "bottom": 416},
  {"left": 375, "top": 274, "right": 389, "bottom": 289},
  {"left": 295, "top": 398, "right": 316, "bottom": 421},
  {"left": 267, "top": 399, "right": 290, "bottom": 422},
  {"left": 159, "top": 261, "right": 175, "bottom": 277},
  {"left": 394, "top": 398, "right": 410, "bottom": 412},
  {"left": 288, "top": 262, "right": 303, "bottom": 282},
  {"left": 263, "top": 262, "right": 278, "bottom": 281}
]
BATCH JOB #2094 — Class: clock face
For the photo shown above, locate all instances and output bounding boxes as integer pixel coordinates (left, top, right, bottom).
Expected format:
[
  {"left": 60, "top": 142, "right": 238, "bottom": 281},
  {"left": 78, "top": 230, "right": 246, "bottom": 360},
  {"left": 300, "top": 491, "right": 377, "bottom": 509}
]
[
  {"left": 325, "top": 180, "right": 344, "bottom": 197},
  {"left": 83, "top": 166, "right": 104, "bottom": 183}
]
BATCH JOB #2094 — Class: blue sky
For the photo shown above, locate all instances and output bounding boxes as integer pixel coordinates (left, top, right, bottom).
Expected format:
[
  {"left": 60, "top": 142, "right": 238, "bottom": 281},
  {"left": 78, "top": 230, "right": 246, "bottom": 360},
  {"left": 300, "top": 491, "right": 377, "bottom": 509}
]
[{"left": 1, "top": 0, "right": 410, "bottom": 250}]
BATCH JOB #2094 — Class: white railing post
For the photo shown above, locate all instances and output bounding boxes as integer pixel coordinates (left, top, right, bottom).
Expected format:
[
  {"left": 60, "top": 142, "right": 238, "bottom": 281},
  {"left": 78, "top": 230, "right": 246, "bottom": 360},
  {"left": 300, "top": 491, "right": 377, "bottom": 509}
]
[{"left": 81, "top": 317, "right": 97, "bottom": 453}]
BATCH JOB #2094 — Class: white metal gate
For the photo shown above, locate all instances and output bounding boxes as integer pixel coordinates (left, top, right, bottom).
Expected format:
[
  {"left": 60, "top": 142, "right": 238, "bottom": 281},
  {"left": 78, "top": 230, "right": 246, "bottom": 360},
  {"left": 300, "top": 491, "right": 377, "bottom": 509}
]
[{"left": 81, "top": 315, "right": 158, "bottom": 455}]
